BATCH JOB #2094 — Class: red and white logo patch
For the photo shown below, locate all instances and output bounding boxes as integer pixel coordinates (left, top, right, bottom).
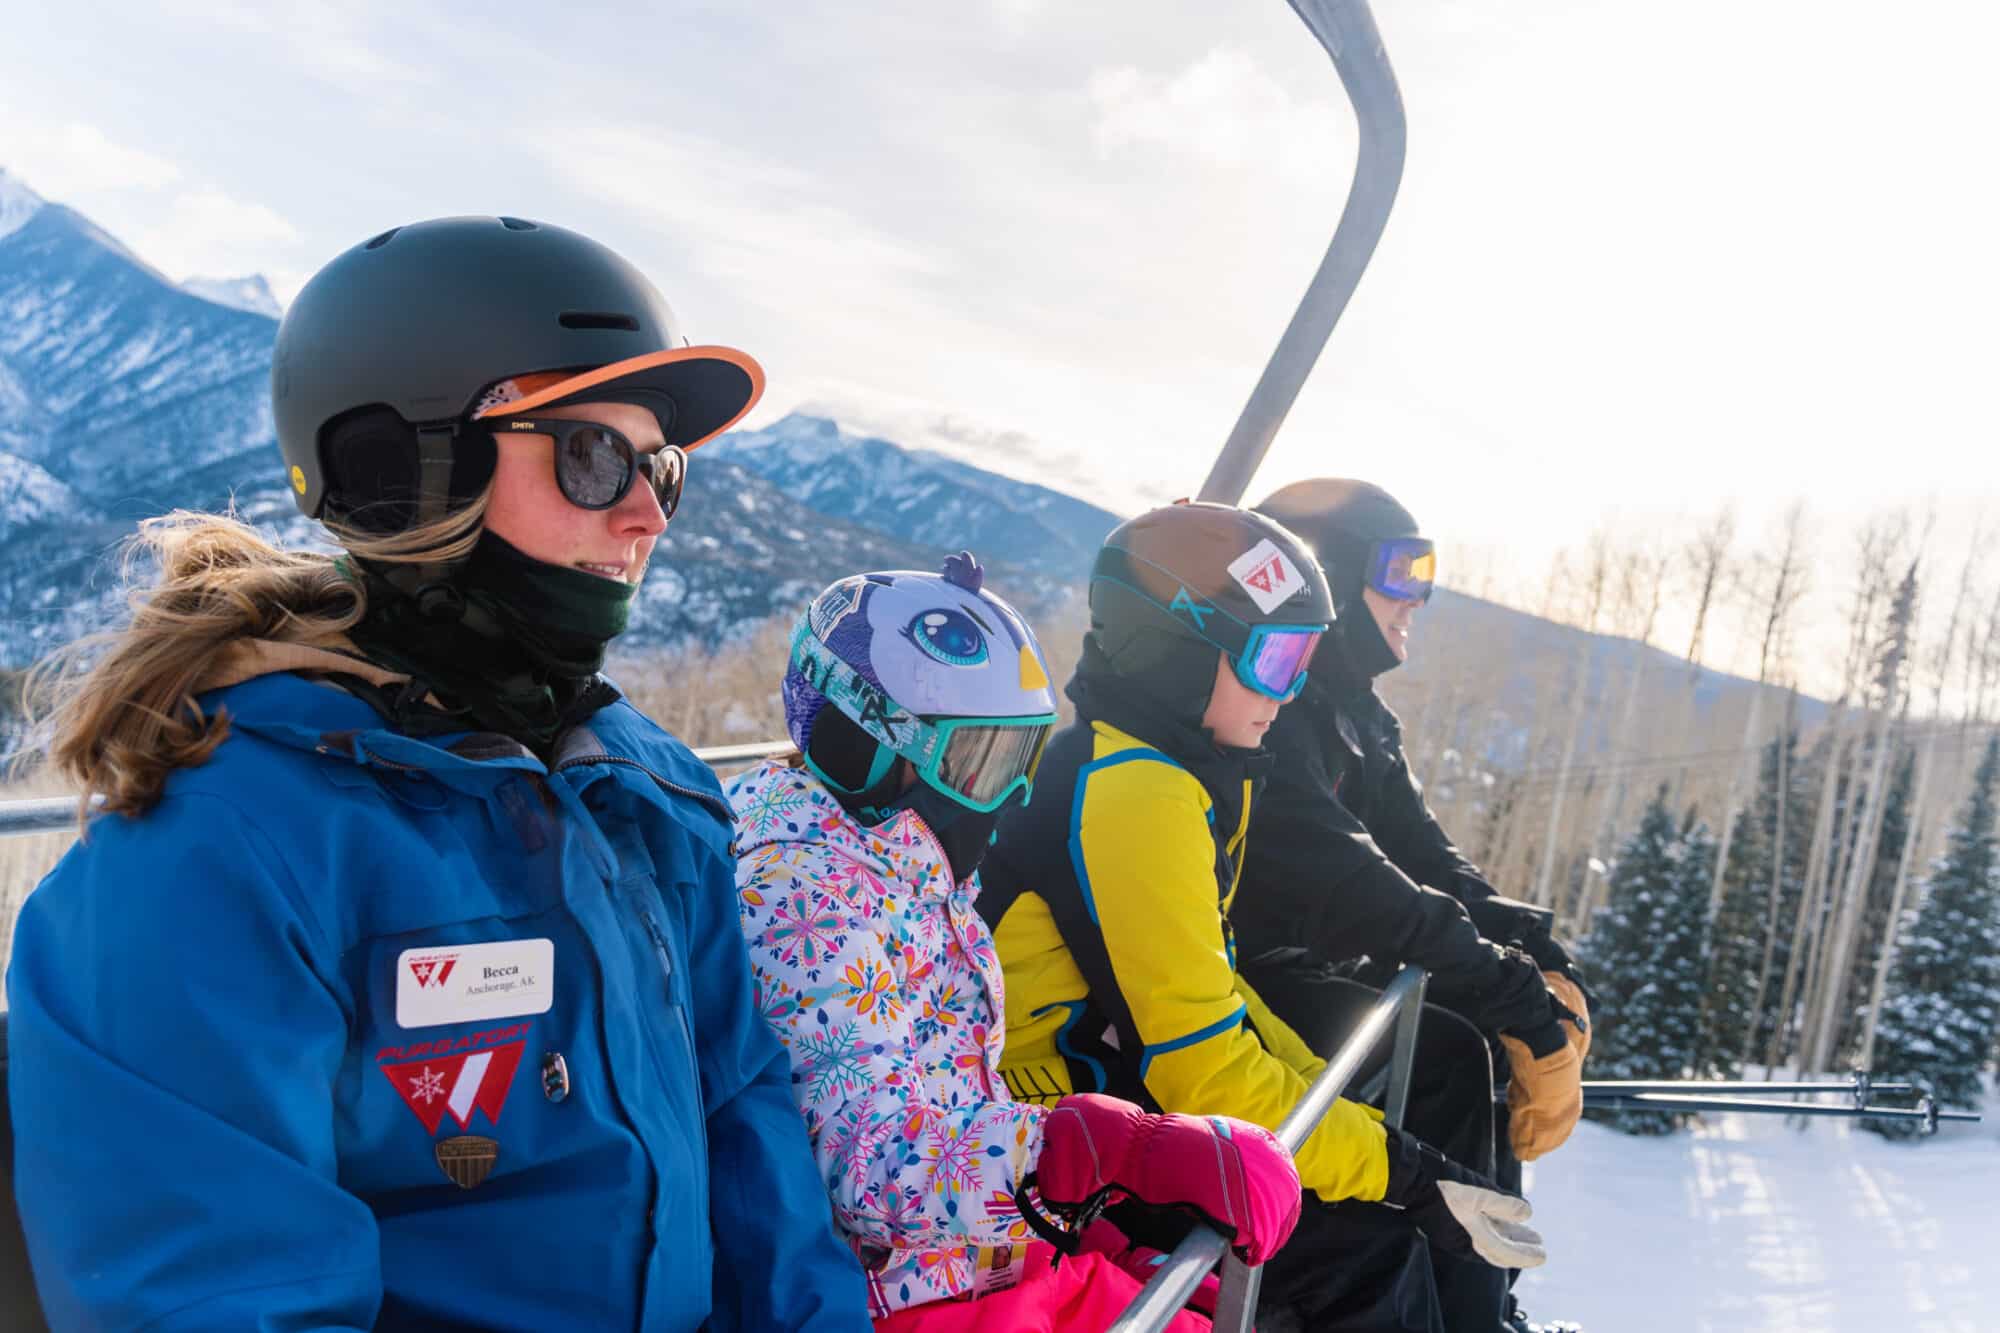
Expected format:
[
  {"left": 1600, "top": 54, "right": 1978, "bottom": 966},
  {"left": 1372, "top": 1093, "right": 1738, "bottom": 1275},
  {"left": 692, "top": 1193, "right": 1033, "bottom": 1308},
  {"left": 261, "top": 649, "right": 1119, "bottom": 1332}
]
[
  {"left": 1227, "top": 538, "right": 1306, "bottom": 614},
  {"left": 408, "top": 955, "right": 458, "bottom": 989},
  {"left": 379, "top": 1029, "right": 527, "bottom": 1135}
]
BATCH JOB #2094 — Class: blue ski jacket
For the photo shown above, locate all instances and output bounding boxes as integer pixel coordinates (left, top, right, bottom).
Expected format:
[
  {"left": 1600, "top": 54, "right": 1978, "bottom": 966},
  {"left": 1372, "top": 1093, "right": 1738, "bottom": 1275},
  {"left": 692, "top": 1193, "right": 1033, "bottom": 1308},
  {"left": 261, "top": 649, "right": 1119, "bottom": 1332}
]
[{"left": 6, "top": 668, "right": 870, "bottom": 1332}]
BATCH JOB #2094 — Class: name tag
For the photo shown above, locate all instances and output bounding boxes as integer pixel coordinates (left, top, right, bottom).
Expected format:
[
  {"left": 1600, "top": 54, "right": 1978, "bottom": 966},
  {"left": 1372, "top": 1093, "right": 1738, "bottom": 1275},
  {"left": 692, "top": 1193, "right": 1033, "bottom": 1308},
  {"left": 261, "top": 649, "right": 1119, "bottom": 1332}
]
[
  {"left": 397, "top": 938, "right": 555, "bottom": 1029},
  {"left": 969, "top": 1243, "right": 1028, "bottom": 1298}
]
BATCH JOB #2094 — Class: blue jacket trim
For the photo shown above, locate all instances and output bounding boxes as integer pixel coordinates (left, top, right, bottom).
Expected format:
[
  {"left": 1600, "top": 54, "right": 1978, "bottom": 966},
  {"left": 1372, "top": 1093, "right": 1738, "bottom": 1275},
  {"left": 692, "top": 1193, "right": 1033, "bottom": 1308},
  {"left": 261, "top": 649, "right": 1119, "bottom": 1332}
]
[
  {"left": 1066, "top": 746, "right": 1180, "bottom": 924},
  {"left": 1137, "top": 1003, "right": 1249, "bottom": 1080},
  {"left": 1031, "top": 1000, "right": 1108, "bottom": 1093}
]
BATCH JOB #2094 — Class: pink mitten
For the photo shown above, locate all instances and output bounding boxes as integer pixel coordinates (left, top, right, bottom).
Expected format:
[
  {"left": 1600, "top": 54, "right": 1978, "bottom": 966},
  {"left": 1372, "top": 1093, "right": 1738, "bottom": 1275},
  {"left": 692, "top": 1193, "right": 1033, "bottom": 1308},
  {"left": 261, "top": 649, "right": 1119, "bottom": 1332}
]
[
  {"left": 1078, "top": 1218, "right": 1221, "bottom": 1316},
  {"left": 1036, "top": 1093, "right": 1302, "bottom": 1265}
]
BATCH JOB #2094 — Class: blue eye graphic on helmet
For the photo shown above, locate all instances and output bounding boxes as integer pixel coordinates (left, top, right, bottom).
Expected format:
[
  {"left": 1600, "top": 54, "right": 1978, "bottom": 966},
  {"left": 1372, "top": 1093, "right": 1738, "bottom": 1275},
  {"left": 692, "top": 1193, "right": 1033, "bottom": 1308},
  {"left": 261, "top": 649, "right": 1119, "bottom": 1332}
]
[{"left": 907, "top": 609, "right": 989, "bottom": 668}]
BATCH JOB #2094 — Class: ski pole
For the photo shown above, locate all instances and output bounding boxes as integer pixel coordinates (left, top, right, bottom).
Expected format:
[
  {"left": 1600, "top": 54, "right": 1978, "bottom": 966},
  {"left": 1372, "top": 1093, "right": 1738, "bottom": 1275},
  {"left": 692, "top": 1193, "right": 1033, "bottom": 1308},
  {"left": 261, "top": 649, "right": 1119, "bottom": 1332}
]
[
  {"left": 1581, "top": 1091, "right": 1977, "bottom": 1134},
  {"left": 1582, "top": 1077, "right": 1913, "bottom": 1100}
]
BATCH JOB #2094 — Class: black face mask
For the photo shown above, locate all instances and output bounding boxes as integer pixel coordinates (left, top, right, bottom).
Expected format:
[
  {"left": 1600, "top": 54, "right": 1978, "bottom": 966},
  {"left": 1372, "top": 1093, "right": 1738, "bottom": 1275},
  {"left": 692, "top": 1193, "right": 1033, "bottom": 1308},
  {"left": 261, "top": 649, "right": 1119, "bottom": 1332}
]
[
  {"left": 1330, "top": 597, "right": 1404, "bottom": 683},
  {"left": 457, "top": 530, "right": 637, "bottom": 676},
  {"left": 344, "top": 531, "right": 636, "bottom": 751},
  {"left": 860, "top": 781, "right": 1011, "bottom": 886}
]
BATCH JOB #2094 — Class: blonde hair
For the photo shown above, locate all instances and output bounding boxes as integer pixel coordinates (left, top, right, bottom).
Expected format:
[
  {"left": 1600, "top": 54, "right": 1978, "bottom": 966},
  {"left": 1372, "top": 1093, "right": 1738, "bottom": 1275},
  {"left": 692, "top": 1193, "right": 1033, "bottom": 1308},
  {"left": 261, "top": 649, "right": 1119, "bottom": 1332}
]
[{"left": 24, "top": 495, "right": 489, "bottom": 825}]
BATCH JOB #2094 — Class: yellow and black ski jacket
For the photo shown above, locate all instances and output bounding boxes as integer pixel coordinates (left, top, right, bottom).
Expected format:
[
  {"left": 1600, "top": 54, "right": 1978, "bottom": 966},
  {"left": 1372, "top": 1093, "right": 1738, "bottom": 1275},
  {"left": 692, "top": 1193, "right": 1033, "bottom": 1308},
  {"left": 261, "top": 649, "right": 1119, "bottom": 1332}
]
[{"left": 978, "top": 665, "right": 1389, "bottom": 1205}]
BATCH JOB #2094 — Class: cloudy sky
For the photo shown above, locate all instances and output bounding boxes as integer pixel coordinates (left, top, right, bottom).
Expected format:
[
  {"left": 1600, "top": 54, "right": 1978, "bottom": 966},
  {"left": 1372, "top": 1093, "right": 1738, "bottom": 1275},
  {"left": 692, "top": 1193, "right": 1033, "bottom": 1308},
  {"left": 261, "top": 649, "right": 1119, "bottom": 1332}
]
[{"left": 3, "top": 0, "right": 1996, "bottom": 683}]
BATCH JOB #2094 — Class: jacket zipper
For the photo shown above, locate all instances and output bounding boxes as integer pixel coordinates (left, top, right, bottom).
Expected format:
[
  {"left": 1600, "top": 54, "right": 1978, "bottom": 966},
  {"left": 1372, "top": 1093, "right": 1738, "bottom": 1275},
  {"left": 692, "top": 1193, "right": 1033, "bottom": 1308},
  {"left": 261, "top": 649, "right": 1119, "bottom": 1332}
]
[
  {"left": 552, "top": 753, "right": 735, "bottom": 824},
  {"left": 640, "top": 903, "right": 709, "bottom": 1161},
  {"left": 638, "top": 908, "right": 676, "bottom": 994}
]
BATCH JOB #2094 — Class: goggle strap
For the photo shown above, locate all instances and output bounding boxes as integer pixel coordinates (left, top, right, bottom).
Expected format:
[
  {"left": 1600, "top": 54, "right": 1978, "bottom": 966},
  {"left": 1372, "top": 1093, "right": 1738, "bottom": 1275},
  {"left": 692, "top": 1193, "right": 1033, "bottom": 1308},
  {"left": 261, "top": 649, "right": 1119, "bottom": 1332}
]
[
  {"left": 863, "top": 742, "right": 899, "bottom": 791},
  {"left": 1092, "top": 550, "right": 1252, "bottom": 657},
  {"left": 790, "top": 618, "right": 940, "bottom": 770}
]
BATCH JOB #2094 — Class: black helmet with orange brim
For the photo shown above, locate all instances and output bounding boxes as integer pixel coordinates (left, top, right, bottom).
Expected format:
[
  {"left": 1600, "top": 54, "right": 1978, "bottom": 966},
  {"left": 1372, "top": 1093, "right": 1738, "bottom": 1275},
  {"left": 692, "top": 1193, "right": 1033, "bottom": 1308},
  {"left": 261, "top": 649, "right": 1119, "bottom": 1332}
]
[{"left": 273, "top": 215, "right": 761, "bottom": 533}]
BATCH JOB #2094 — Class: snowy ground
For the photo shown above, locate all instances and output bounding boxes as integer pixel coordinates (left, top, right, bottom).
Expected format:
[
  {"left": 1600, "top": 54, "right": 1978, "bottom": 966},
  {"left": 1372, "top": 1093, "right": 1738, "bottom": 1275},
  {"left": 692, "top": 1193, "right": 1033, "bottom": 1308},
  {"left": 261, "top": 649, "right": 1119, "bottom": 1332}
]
[{"left": 1514, "top": 1093, "right": 1997, "bottom": 1332}]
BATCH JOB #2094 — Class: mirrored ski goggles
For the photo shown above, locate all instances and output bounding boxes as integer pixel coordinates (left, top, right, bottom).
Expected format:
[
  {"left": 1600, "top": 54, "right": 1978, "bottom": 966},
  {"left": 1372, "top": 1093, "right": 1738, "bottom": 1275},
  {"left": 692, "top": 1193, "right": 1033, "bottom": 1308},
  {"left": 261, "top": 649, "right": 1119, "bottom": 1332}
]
[
  {"left": 486, "top": 416, "right": 687, "bottom": 516},
  {"left": 1367, "top": 536, "right": 1436, "bottom": 603},
  {"left": 790, "top": 620, "right": 1057, "bottom": 812},
  {"left": 1235, "top": 624, "right": 1324, "bottom": 701}
]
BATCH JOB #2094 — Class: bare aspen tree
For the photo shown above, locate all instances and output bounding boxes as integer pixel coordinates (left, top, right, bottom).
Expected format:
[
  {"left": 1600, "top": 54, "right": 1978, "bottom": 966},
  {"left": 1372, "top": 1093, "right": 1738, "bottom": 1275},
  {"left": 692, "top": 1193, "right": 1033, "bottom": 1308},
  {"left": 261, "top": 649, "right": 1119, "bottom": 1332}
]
[
  {"left": 1766, "top": 713, "right": 1848, "bottom": 1071},
  {"left": 1683, "top": 506, "right": 1738, "bottom": 681},
  {"left": 1969, "top": 584, "right": 2000, "bottom": 730},
  {"left": 1666, "top": 507, "right": 1738, "bottom": 815},
  {"left": 1766, "top": 520, "right": 1895, "bottom": 1069},
  {"left": 1708, "top": 502, "right": 1811, "bottom": 920},
  {"left": 1857, "top": 537, "right": 1982, "bottom": 1068},
  {"left": 1743, "top": 682, "right": 1799, "bottom": 1067},
  {"left": 1531, "top": 534, "right": 1610, "bottom": 907},
  {"left": 1803, "top": 560, "right": 1916, "bottom": 1073},
  {"left": 1570, "top": 539, "right": 1672, "bottom": 935},
  {"left": 1793, "top": 521, "right": 1909, "bottom": 1070}
]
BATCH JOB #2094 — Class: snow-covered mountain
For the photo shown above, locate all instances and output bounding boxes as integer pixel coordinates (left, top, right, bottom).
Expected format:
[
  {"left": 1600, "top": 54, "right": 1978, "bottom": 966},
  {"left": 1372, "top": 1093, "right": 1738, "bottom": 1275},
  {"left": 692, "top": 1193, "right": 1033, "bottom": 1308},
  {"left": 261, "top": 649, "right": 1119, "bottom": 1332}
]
[
  {"left": 0, "top": 168, "right": 42, "bottom": 244},
  {"left": 180, "top": 274, "right": 282, "bottom": 318},
  {"left": 708, "top": 414, "right": 1119, "bottom": 585},
  {"left": 0, "top": 176, "right": 1114, "bottom": 667}
]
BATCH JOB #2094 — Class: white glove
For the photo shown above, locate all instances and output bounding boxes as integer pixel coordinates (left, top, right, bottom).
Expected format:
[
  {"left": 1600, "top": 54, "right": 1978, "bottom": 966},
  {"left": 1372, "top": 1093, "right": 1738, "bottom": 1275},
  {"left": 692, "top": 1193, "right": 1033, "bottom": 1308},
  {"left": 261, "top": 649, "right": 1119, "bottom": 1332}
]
[{"left": 1436, "top": 1179, "right": 1547, "bottom": 1268}]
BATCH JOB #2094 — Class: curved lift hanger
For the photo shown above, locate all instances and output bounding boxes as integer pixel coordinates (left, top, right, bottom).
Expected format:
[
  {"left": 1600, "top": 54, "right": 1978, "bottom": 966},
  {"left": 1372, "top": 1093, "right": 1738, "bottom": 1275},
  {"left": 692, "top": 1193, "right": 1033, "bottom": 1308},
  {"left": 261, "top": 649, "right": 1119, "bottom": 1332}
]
[{"left": 1197, "top": 0, "right": 1407, "bottom": 508}]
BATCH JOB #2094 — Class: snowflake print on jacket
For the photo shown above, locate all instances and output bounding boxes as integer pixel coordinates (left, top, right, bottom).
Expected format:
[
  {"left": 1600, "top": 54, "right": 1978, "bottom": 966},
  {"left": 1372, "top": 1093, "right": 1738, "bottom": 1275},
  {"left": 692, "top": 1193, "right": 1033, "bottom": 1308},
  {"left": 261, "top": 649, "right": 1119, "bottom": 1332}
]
[{"left": 728, "top": 760, "right": 1047, "bottom": 1317}]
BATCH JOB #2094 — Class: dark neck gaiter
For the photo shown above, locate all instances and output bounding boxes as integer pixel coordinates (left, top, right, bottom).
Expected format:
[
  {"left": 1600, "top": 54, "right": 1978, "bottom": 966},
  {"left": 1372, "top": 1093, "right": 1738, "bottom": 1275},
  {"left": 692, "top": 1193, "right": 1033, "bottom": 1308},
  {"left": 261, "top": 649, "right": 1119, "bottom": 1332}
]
[
  {"left": 1330, "top": 594, "right": 1404, "bottom": 684},
  {"left": 344, "top": 532, "right": 635, "bottom": 752}
]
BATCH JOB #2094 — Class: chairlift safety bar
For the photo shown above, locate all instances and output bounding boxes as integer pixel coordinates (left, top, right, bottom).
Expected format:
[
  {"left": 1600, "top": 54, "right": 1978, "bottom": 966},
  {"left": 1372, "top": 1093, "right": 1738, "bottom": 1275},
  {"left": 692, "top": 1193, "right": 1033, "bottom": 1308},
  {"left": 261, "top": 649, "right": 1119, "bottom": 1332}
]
[{"left": 1108, "top": 966, "right": 1431, "bottom": 1333}]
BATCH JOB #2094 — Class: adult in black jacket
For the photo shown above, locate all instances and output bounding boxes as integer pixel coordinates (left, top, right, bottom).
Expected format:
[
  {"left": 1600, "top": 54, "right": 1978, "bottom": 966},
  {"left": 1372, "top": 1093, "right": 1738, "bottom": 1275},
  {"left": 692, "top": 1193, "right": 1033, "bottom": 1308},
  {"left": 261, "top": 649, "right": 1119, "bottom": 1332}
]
[{"left": 1236, "top": 479, "right": 1591, "bottom": 1333}]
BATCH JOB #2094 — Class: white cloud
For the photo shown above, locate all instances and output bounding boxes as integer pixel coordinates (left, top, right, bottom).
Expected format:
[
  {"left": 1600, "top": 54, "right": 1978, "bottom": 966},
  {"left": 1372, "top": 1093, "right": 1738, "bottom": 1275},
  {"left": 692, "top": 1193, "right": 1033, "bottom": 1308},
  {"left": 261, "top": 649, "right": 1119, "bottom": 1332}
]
[
  {"left": 0, "top": 119, "right": 181, "bottom": 197},
  {"left": 166, "top": 0, "right": 420, "bottom": 85},
  {"left": 126, "top": 189, "right": 302, "bottom": 289},
  {"left": 165, "top": 189, "right": 300, "bottom": 248},
  {"left": 532, "top": 124, "right": 952, "bottom": 330},
  {"left": 1088, "top": 47, "right": 1349, "bottom": 181},
  {"left": 751, "top": 374, "right": 1143, "bottom": 515}
]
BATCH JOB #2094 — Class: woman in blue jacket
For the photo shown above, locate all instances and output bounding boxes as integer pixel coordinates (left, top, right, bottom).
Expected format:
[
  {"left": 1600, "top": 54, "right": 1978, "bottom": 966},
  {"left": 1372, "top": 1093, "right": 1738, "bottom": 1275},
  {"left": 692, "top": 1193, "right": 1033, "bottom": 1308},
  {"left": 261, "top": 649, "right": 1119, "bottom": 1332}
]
[{"left": 7, "top": 217, "right": 871, "bottom": 1331}]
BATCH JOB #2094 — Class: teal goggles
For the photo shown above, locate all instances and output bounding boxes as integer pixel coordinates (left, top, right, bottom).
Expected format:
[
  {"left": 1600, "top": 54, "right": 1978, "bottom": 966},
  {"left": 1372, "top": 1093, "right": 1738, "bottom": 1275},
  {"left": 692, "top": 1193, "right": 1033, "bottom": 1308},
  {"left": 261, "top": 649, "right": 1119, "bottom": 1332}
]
[
  {"left": 790, "top": 620, "right": 1056, "bottom": 813},
  {"left": 1094, "top": 547, "right": 1329, "bottom": 702}
]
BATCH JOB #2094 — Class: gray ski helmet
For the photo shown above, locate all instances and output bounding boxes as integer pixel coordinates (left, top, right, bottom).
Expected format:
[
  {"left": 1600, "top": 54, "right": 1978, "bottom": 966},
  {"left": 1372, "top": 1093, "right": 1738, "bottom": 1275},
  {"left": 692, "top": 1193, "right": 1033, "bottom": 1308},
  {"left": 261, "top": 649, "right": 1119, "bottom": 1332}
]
[
  {"left": 1254, "top": 479, "right": 1420, "bottom": 610},
  {"left": 273, "top": 216, "right": 761, "bottom": 528},
  {"left": 1256, "top": 478, "right": 1428, "bottom": 680}
]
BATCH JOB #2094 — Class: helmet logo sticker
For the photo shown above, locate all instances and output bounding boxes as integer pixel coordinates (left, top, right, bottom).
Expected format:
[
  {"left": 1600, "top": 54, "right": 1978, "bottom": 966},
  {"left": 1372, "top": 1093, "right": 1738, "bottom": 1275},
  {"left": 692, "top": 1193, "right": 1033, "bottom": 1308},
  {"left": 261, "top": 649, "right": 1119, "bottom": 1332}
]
[
  {"left": 1227, "top": 539, "right": 1305, "bottom": 614},
  {"left": 289, "top": 464, "right": 307, "bottom": 495},
  {"left": 808, "top": 576, "right": 865, "bottom": 639},
  {"left": 906, "top": 609, "right": 989, "bottom": 668},
  {"left": 1169, "top": 586, "right": 1214, "bottom": 631}
]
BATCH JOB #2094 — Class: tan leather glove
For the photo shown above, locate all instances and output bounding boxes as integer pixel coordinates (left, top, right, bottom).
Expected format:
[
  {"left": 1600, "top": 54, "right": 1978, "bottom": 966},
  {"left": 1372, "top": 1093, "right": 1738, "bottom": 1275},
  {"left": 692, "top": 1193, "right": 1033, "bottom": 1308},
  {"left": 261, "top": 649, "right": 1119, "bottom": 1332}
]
[
  {"left": 1543, "top": 970, "right": 1591, "bottom": 1062},
  {"left": 1498, "top": 972, "right": 1590, "bottom": 1161}
]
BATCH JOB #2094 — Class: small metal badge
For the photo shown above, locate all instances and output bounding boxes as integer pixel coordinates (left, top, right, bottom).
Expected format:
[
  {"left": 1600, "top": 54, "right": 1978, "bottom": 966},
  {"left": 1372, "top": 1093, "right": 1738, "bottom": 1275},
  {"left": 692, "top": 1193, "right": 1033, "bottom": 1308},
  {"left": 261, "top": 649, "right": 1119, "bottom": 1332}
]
[
  {"left": 542, "top": 1051, "right": 570, "bottom": 1103},
  {"left": 434, "top": 1135, "right": 499, "bottom": 1190}
]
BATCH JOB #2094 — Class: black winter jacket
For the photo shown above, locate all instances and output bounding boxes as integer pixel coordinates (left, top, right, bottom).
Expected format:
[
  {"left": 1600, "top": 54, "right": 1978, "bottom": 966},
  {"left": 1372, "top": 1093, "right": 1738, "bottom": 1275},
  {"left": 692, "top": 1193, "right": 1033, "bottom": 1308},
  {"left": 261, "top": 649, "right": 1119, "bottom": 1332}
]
[{"left": 1233, "top": 672, "right": 1572, "bottom": 1045}]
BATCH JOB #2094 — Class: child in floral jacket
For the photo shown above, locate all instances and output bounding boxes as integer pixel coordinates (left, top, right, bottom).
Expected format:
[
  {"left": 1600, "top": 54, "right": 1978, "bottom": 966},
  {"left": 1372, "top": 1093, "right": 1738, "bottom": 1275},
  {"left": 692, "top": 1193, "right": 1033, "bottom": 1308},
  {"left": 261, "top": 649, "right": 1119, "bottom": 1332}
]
[{"left": 728, "top": 557, "right": 1303, "bottom": 1331}]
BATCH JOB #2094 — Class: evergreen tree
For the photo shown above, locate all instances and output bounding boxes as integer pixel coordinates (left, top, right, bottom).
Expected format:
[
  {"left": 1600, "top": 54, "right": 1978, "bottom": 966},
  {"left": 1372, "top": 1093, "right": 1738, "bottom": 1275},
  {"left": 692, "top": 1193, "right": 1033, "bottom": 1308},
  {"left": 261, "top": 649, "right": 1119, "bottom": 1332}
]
[
  {"left": 1700, "top": 795, "right": 1771, "bottom": 1077},
  {"left": 1582, "top": 787, "right": 1715, "bottom": 1133},
  {"left": 1865, "top": 735, "right": 2000, "bottom": 1140}
]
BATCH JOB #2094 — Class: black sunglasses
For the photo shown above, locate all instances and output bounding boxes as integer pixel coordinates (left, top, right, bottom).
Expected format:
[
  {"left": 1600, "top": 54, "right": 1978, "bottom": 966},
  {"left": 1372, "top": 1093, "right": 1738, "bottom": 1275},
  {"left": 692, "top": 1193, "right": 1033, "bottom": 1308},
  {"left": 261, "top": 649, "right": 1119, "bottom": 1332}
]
[{"left": 487, "top": 417, "right": 687, "bottom": 517}]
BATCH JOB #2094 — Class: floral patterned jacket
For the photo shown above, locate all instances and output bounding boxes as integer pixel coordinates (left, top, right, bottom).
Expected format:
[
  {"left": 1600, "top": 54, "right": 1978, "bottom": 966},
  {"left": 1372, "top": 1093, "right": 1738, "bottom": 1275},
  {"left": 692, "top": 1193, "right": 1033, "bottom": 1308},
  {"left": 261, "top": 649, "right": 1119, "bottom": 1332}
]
[{"left": 726, "top": 759, "right": 1049, "bottom": 1316}]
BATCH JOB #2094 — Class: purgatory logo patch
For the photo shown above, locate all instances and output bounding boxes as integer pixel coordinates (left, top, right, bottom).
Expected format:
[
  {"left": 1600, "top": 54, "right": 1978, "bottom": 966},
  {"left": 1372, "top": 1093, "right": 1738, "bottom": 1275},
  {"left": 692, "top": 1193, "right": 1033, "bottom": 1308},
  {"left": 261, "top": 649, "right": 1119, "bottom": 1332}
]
[{"left": 377, "top": 1022, "right": 529, "bottom": 1135}]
